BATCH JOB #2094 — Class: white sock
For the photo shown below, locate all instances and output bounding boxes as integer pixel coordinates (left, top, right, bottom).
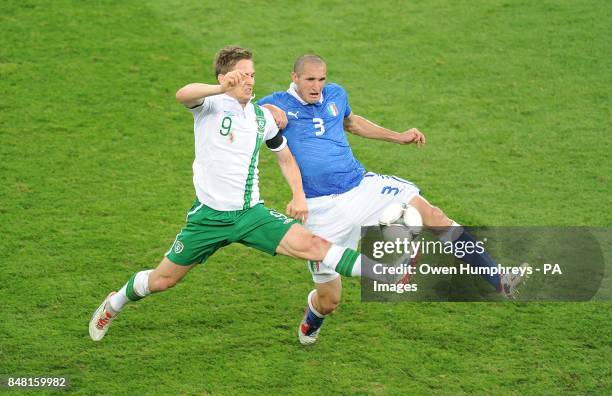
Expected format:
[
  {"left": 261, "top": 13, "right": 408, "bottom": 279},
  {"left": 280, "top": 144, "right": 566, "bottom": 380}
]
[
  {"left": 108, "top": 286, "right": 128, "bottom": 313},
  {"left": 322, "top": 244, "right": 360, "bottom": 277},
  {"left": 132, "top": 270, "right": 153, "bottom": 297},
  {"left": 108, "top": 270, "right": 153, "bottom": 313},
  {"left": 320, "top": 245, "right": 401, "bottom": 282},
  {"left": 321, "top": 244, "right": 344, "bottom": 269},
  {"left": 349, "top": 256, "right": 362, "bottom": 277}
]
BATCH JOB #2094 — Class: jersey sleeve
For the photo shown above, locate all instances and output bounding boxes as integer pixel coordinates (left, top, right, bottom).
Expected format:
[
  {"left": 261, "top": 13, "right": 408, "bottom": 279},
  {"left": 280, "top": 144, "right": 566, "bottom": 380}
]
[
  {"left": 262, "top": 107, "right": 280, "bottom": 139},
  {"left": 188, "top": 95, "right": 219, "bottom": 117},
  {"left": 341, "top": 86, "right": 352, "bottom": 118}
]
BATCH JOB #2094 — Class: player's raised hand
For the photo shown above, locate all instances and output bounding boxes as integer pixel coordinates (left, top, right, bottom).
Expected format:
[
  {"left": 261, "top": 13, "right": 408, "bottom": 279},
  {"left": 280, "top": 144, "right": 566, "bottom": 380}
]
[
  {"left": 287, "top": 196, "right": 308, "bottom": 224},
  {"left": 398, "top": 128, "right": 426, "bottom": 148},
  {"left": 220, "top": 70, "right": 246, "bottom": 92}
]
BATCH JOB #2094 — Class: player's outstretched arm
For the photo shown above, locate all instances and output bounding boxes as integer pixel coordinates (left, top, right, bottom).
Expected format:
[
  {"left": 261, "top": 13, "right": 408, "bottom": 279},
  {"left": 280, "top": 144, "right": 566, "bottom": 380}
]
[
  {"left": 274, "top": 147, "right": 308, "bottom": 223},
  {"left": 343, "top": 113, "right": 426, "bottom": 147},
  {"left": 175, "top": 83, "right": 224, "bottom": 108},
  {"left": 175, "top": 70, "right": 247, "bottom": 108}
]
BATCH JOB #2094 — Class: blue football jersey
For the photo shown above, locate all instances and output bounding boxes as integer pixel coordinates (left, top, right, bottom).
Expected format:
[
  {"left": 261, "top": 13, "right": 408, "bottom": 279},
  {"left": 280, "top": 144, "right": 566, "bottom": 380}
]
[{"left": 258, "top": 83, "right": 365, "bottom": 198}]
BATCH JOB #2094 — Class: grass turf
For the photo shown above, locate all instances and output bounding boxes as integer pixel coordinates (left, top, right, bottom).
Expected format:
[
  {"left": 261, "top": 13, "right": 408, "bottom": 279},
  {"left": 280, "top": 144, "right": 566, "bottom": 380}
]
[{"left": 1, "top": 0, "right": 610, "bottom": 394}]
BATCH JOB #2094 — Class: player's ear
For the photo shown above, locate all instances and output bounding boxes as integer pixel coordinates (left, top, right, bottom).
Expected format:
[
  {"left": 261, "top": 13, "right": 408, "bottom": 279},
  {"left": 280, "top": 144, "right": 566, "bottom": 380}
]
[
  {"left": 217, "top": 74, "right": 225, "bottom": 84},
  {"left": 291, "top": 72, "right": 298, "bottom": 84}
]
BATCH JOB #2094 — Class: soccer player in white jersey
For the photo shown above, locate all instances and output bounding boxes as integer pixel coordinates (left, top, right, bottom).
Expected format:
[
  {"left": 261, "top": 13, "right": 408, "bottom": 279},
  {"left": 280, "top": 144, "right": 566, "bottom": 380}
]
[
  {"left": 259, "top": 54, "right": 528, "bottom": 345},
  {"left": 89, "top": 47, "right": 398, "bottom": 342}
]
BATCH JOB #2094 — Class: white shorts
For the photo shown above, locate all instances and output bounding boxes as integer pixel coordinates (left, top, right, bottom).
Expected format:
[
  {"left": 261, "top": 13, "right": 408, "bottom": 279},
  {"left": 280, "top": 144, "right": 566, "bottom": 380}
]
[{"left": 305, "top": 172, "right": 420, "bottom": 283}]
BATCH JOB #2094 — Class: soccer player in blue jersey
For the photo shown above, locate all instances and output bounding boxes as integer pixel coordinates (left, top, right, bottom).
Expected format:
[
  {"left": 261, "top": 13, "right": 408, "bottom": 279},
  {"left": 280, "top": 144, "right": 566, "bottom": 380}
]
[{"left": 259, "top": 54, "right": 527, "bottom": 345}]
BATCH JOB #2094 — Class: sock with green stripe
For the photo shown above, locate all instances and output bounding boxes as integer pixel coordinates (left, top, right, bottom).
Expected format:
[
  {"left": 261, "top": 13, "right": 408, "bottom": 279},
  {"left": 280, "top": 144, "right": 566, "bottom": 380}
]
[
  {"left": 322, "top": 245, "right": 398, "bottom": 282},
  {"left": 322, "top": 245, "right": 359, "bottom": 276},
  {"left": 108, "top": 270, "right": 153, "bottom": 313}
]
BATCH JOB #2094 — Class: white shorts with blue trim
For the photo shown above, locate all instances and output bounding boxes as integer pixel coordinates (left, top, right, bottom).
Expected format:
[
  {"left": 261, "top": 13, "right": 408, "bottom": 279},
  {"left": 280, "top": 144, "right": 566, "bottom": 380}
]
[{"left": 305, "top": 172, "right": 420, "bottom": 283}]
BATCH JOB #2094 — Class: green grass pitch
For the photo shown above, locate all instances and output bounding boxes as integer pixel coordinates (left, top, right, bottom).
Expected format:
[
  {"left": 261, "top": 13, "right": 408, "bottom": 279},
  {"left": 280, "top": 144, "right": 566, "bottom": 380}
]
[{"left": 1, "top": 0, "right": 610, "bottom": 394}]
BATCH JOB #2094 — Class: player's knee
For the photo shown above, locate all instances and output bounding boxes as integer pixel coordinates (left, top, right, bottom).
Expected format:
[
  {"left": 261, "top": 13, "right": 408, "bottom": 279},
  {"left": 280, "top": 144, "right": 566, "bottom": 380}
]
[
  {"left": 318, "top": 295, "right": 340, "bottom": 315},
  {"left": 307, "top": 235, "right": 331, "bottom": 261}
]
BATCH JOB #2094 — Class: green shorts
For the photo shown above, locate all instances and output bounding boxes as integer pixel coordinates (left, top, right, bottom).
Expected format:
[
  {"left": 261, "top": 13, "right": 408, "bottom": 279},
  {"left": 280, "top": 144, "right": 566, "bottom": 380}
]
[{"left": 165, "top": 200, "right": 298, "bottom": 266}]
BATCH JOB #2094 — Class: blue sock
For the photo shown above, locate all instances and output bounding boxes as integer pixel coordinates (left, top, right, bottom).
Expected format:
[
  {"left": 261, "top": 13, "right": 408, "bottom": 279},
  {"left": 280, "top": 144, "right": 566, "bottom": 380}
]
[
  {"left": 454, "top": 230, "right": 501, "bottom": 289},
  {"left": 302, "top": 307, "right": 324, "bottom": 336},
  {"left": 301, "top": 290, "right": 325, "bottom": 336}
]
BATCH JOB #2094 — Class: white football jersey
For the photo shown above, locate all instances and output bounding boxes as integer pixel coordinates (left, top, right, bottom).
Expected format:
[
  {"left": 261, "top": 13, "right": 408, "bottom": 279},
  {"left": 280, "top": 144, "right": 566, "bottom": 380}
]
[{"left": 189, "top": 94, "right": 281, "bottom": 211}]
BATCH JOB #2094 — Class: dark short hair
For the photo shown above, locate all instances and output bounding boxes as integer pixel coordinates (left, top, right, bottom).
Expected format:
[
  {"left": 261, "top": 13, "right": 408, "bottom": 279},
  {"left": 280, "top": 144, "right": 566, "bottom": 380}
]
[
  {"left": 293, "top": 54, "right": 325, "bottom": 75},
  {"left": 214, "top": 46, "right": 253, "bottom": 77}
]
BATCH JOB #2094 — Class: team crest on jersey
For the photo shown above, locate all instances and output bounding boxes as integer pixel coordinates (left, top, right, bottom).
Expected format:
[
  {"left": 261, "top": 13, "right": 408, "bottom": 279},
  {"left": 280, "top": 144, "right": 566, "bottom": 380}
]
[
  {"left": 173, "top": 241, "right": 184, "bottom": 254},
  {"left": 326, "top": 102, "right": 339, "bottom": 117},
  {"left": 257, "top": 118, "right": 265, "bottom": 130}
]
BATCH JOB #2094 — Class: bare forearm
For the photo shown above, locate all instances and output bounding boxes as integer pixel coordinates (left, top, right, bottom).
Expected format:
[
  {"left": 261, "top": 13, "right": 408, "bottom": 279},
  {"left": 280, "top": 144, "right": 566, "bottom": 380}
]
[
  {"left": 276, "top": 149, "right": 308, "bottom": 221},
  {"left": 345, "top": 114, "right": 426, "bottom": 146},
  {"left": 275, "top": 146, "right": 306, "bottom": 200},
  {"left": 345, "top": 115, "right": 402, "bottom": 143},
  {"left": 175, "top": 83, "right": 224, "bottom": 107},
  {"left": 278, "top": 154, "right": 306, "bottom": 199}
]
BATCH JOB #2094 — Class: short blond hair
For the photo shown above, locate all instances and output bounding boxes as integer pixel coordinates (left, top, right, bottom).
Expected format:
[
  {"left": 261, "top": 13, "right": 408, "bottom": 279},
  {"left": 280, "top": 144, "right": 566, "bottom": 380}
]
[{"left": 214, "top": 45, "right": 253, "bottom": 77}]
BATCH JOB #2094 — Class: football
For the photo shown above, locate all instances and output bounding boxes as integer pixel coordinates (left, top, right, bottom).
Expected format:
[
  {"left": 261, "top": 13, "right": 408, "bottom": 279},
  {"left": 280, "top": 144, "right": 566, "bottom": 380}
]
[
  {"left": 378, "top": 202, "right": 423, "bottom": 237},
  {"left": 377, "top": 203, "right": 423, "bottom": 275}
]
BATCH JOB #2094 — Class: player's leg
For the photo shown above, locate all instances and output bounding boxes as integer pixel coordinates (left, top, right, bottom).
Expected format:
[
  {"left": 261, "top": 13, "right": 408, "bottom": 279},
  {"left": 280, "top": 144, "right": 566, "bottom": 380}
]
[
  {"left": 352, "top": 173, "right": 512, "bottom": 294},
  {"left": 234, "top": 204, "right": 362, "bottom": 278},
  {"left": 276, "top": 224, "right": 383, "bottom": 279},
  {"left": 299, "top": 216, "right": 370, "bottom": 341},
  {"left": 290, "top": 173, "right": 419, "bottom": 280},
  {"left": 355, "top": 173, "right": 454, "bottom": 239},
  {"left": 89, "top": 200, "right": 228, "bottom": 341},
  {"left": 232, "top": 205, "right": 332, "bottom": 344},
  {"left": 107, "top": 257, "right": 196, "bottom": 315},
  {"left": 89, "top": 257, "right": 196, "bottom": 341},
  {"left": 238, "top": 205, "right": 397, "bottom": 344},
  {"left": 296, "top": 278, "right": 341, "bottom": 345},
  {"left": 312, "top": 277, "right": 342, "bottom": 315},
  {"left": 406, "top": 194, "right": 453, "bottom": 230},
  {"left": 298, "top": 197, "right": 349, "bottom": 344},
  {"left": 301, "top": 196, "right": 352, "bottom": 314},
  {"left": 408, "top": 194, "right": 509, "bottom": 293},
  {"left": 300, "top": 199, "right": 355, "bottom": 344}
]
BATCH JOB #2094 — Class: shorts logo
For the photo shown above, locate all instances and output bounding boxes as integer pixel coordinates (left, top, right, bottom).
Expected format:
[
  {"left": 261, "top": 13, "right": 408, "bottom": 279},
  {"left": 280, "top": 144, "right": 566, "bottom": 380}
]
[
  {"left": 309, "top": 260, "right": 321, "bottom": 273},
  {"left": 173, "top": 241, "right": 184, "bottom": 254},
  {"left": 270, "top": 210, "right": 295, "bottom": 224}
]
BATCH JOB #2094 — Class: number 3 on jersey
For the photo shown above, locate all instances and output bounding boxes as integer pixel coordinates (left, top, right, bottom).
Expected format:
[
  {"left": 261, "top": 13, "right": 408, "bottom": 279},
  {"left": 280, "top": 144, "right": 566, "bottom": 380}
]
[{"left": 313, "top": 118, "right": 325, "bottom": 136}]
